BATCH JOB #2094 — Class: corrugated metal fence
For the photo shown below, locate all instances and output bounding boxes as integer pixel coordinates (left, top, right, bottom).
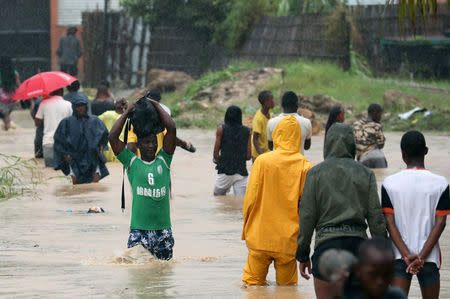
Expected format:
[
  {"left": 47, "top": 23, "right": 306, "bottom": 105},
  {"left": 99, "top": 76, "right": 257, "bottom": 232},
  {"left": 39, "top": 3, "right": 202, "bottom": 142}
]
[
  {"left": 349, "top": 4, "right": 449, "bottom": 73},
  {"left": 0, "top": 0, "right": 50, "bottom": 80},
  {"left": 147, "top": 26, "right": 209, "bottom": 77},
  {"left": 81, "top": 4, "right": 449, "bottom": 86},
  {"left": 239, "top": 14, "right": 350, "bottom": 70}
]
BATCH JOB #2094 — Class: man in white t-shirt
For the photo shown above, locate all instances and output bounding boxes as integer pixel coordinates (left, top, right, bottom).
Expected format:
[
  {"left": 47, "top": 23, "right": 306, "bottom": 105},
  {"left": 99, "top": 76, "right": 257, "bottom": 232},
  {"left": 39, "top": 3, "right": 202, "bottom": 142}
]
[
  {"left": 267, "top": 91, "right": 312, "bottom": 155},
  {"left": 382, "top": 130, "right": 449, "bottom": 298},
  {"left": 35, "top": 88, "right": 73, "bottom": 167}
]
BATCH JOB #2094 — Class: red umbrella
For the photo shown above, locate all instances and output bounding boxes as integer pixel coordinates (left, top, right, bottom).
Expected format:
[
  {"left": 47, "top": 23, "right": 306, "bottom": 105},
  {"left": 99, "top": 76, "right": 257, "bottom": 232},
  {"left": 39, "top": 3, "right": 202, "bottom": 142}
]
[{"left": 13, "top": 71, "right": 77, "bottom": 101}]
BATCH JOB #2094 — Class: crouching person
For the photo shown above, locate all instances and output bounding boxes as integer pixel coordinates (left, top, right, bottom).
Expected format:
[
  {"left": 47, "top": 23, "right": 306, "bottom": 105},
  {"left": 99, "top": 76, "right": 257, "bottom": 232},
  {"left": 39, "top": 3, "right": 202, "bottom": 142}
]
[
  {"left": 109, "top": 97, "right": 176, "bottom": 260},
  {"left": 53, "top": 97, "right": 109, "bottom": 184}
]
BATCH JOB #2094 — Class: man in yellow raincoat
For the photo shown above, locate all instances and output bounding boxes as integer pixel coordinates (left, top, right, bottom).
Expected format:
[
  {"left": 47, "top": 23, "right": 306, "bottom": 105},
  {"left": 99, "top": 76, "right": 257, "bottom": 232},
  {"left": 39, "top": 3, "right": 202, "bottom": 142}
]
[{"left": 242, "top": 114, "right": 313, "bottom": 285}]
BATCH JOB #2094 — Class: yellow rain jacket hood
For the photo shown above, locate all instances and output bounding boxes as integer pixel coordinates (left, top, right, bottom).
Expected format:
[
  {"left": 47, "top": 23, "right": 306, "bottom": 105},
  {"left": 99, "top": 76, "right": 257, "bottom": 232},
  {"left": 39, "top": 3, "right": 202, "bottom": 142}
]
[{"left": 242, "top": 115, "right": 313, "bottom": 254}]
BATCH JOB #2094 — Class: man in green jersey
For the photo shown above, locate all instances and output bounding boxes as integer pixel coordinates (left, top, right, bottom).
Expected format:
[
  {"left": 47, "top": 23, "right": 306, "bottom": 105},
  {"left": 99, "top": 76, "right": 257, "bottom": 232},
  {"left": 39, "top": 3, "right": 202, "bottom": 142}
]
[{"left": 109, "top": 97, "right": 176, "bottom": 260}]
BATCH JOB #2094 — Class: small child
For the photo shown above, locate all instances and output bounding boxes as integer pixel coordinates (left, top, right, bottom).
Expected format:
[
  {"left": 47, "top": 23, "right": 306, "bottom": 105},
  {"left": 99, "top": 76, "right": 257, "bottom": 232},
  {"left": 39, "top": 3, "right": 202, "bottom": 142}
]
[
  {"left": 382, "top": 130, "right": 449, "bottom": 298},
  {"left": 251, "top": 90, "right": 274, "bottom": 162},
  {"left": 109, "top": 97, "right": 176, "bottom": 260}
]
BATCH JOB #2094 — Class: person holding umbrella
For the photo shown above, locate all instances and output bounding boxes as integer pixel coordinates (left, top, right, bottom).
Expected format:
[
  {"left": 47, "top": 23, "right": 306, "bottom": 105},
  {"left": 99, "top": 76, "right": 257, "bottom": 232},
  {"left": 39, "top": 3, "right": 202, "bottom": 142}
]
[{"left": 13, "top": 71, "right": 78, "bottom": 167}]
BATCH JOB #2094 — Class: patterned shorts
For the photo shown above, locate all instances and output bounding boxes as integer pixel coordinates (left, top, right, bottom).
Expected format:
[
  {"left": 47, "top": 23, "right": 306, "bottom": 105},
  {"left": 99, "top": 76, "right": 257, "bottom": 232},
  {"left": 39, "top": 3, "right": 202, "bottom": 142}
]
[{"left": 127, "top": 228, "right": 174, "bottom": 260}]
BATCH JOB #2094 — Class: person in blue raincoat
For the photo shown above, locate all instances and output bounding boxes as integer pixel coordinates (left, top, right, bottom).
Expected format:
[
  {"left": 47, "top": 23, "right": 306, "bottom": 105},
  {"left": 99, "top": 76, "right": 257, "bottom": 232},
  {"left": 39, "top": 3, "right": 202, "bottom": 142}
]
[{"left": 53, "top": 97, "right": 109, "bottom": 184}]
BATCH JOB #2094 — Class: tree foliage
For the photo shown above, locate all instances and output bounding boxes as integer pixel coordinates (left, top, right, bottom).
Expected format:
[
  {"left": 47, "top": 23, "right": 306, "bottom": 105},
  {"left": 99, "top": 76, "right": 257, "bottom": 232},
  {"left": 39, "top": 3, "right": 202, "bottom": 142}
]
[
  {"left": 121, "top": 0, "right": 280, "bottom": 51},
  {"left": 300, "top": 0, "right": 341, "bottom": 13},
  {"left": 120, "top": 0, "right": 230, "bottom": 40},
  {"left": 121, "top": 0, "right": 449, "bottom": 54},
  {"left": 213, "top": 0, "right": 279, "bottom": 51},
  {"left": 388, "top": 0, "right": 447, "bottom": 35}
]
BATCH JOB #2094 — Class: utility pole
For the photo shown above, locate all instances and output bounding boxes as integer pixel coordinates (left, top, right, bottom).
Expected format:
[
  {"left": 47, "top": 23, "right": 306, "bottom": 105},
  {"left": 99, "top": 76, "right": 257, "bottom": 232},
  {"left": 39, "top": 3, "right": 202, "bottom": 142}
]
[{"left": 102, "top": 0, "right": 110, "bottom": 83}]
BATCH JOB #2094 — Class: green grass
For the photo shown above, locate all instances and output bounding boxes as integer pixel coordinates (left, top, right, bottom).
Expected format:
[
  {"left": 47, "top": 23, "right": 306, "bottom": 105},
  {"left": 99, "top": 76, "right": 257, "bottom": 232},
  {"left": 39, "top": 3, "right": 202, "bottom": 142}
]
[
  {"left": 385, "top": 113, "right": 450, "bottom": 132},
  {"left": 164, "top": 60, "right": 261, "bottom": 106},
  {"left": 263, "top": 60, "right": 449, "bottom": 112},
  {"left": 162, "top": 58, "right": 450, "bottom": 131},
  {"left": 183, "top": 60, "right": 261, "bottom": 101},
  {"left": 163, "top": 60, "right": 262, "bottom": 127}
]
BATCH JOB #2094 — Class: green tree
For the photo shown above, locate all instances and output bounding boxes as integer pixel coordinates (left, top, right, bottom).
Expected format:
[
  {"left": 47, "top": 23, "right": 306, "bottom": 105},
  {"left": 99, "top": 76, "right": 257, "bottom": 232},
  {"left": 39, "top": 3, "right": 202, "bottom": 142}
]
[
  {"left": 120, "top": 0, "right": 178, "bottom": 25},
  {"left": 213, "top": 0, "right": 279, "bottom": 51},
  {"left": 277, "top": 0, "right": 448, "bottom": 33},
  {"left": 390, "top": 0, "right": 448, "bottom": 34},
  {"left": 120, "top": 0, "right": 229, "bottom": 40}
]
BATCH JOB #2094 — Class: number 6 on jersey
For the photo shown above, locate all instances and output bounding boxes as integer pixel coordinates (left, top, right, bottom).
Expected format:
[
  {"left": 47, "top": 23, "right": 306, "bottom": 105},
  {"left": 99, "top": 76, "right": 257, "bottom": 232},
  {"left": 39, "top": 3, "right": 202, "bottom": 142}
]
[{"left": 148, "top": 173, "right": 154, "bottom": 185}]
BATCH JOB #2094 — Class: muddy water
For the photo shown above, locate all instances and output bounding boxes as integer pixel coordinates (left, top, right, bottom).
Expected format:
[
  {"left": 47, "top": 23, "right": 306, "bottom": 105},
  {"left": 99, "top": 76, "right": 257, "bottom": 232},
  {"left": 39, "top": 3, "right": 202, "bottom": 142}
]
[{"left": 1, "top": 113, "right": 449, "bottom": 298}]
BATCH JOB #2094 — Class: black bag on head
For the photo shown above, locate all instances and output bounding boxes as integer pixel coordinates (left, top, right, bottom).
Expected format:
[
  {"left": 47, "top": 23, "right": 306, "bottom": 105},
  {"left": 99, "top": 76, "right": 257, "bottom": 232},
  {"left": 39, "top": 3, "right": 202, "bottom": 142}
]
[
  {"left": 121, "top": 92, "right": 164, "bottom": 211},
  {"left": 130, "top": 94, "right": 164, "bottom": 139}
]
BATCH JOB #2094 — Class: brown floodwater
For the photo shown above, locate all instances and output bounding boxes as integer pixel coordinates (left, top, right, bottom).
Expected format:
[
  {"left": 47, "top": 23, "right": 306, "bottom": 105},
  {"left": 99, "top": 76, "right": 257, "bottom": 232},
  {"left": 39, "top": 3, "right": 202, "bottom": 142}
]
[{"left": 0, "top": 112, "right": 449, "bottom": 298}]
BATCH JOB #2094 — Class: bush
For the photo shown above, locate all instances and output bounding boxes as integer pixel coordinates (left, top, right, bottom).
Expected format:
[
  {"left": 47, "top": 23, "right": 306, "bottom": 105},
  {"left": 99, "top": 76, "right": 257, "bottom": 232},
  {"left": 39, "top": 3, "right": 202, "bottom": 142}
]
[
  {"left": 213, "top": 0, "right": 278, "bottom": 51},
  {"left": 0, "top": 154, "right": 41, "bottom": 200},
  {"left": 121, "top": 0, "right": 229, "bottom": 41}
]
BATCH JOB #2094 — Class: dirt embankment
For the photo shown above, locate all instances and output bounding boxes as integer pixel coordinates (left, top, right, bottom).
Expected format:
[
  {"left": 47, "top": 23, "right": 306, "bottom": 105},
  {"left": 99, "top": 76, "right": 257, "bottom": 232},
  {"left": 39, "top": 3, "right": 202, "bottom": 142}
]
[
  {"left": 184, "top": 68, "right": 355, "bottom": 135},
  {"left": 123, "top": 68, "right": 446, "bottom": 133}
]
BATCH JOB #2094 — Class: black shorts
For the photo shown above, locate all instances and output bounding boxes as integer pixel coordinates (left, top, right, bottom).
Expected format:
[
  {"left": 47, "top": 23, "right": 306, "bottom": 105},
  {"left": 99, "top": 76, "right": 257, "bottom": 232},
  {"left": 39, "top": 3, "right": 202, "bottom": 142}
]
[
  {"left": 394, "top": 259, "right": 440, "bottom": 288},
  {"left": 311, "top": 236, "right": 364, "bottom": 281}
]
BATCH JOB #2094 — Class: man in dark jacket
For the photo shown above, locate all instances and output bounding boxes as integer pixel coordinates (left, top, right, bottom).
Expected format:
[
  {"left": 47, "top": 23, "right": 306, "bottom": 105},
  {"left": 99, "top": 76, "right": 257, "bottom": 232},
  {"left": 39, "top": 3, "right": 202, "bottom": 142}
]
[
  {"left": 56, "top": 26, "right": 82, "bottom": 76},
  {"left": 53, "top": 97, "right": 109, "bottom": 184},
  {"left": 296, "top": 123, "right": 387, "bottom": 299}
]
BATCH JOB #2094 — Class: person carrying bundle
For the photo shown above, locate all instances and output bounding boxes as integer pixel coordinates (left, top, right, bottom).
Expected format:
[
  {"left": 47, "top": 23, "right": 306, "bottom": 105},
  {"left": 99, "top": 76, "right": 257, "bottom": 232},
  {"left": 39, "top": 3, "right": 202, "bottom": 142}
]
[{"left": 109, "top": 94, "right": 176, "bottom": 260}]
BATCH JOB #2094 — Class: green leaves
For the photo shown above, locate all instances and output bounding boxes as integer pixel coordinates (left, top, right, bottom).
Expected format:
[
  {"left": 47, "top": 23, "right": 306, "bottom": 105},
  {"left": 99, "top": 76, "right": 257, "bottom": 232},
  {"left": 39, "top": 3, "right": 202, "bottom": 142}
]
[
  {"left": 0, "top": 154, "right": 42, "bottom": 201},
  {"left": 391, "top": 0, "right": 442, "bottom": 35},
  {"left": 121, "top": 0, "right": 280, "bottom": 52},
  {"left": 121, "top": 0, "right": 229, "bottom": 40},
  {"left": 213, "top": 0, "right": 277, "bottom": 51},
  {"left": 278, "top": 0, "right": 291, "bottom": 16}
]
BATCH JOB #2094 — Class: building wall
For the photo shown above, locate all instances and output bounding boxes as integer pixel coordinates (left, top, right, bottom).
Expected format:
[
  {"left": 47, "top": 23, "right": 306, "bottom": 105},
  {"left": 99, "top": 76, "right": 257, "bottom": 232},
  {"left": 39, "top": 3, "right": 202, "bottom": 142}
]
[
  {"left": 347, "top": 0, "right": 385, "bottom": 6},
  {"left": 58, "top": 0, "right": 120, "bottom": 26},
  {"left": 0, "top": 0, "right": 51, "bottom": 80},
  {"left": 50, "top": 0, "right": 120, "bottom": 80}
]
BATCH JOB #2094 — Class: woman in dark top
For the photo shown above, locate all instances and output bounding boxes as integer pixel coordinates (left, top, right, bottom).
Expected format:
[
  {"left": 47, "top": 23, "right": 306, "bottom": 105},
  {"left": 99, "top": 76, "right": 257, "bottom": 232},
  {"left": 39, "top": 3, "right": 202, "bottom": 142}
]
[
  {"left": 213, "top": 106, "right": 251, "bottom": 196},
  {"left": 91, "top": 84, "right": 114, "bottom": 116},
  {"left": 325, "top": 105, "right": 345, "bottom": 137}
]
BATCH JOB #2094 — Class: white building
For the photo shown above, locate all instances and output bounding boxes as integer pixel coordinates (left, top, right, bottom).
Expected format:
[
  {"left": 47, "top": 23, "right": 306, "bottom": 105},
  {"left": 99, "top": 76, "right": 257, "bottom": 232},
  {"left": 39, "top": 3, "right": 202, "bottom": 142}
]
[{"left": 58, "top": 0, "right": 121, "bottom": 26}]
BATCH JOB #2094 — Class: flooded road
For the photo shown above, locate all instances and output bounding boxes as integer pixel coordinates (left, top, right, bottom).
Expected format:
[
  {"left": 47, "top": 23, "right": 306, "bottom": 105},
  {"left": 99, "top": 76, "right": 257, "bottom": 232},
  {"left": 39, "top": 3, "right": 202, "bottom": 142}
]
[{"left": 1, "top": 114, "right": 449, "bottom": 298}]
